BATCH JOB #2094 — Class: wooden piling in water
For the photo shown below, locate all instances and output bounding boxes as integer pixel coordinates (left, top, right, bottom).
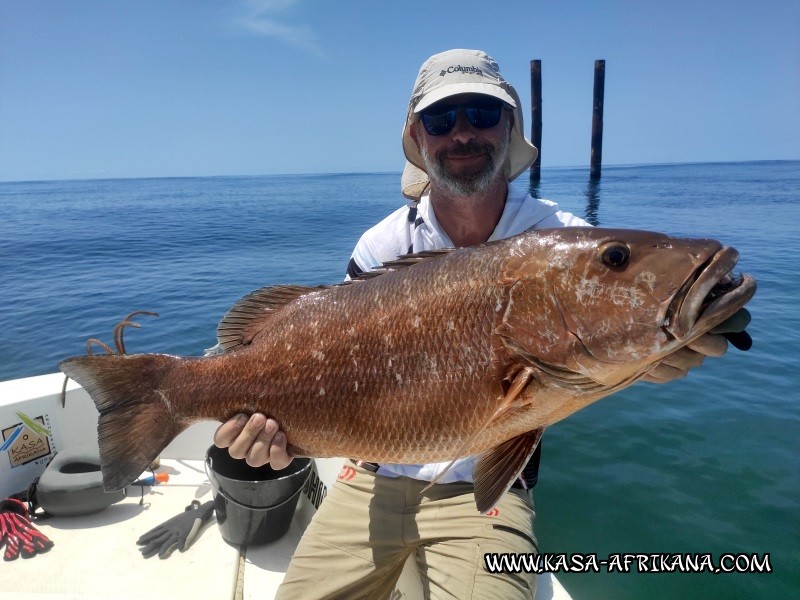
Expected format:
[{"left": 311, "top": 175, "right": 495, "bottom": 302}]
[
  {"left": 529, "top": 60, "right": 542, "bottom": 181},
  {"left": 590, "top": 60, "right": 605, "bottom": 179}
]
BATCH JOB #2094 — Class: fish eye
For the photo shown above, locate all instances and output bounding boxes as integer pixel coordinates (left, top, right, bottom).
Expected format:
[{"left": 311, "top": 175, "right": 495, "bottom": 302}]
[{"left": 600, "top": 242, "right": 630, "bottom": 268}]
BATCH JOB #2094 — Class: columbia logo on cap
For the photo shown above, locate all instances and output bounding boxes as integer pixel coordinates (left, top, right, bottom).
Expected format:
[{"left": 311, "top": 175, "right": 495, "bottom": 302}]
[{"left": 439, "top": 65, "right": 484, "bottom": 77}]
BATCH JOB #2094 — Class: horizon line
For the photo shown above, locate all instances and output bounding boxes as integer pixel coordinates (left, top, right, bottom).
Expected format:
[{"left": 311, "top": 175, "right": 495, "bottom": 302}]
[{"left": 1, "top": 158, "right": 796, "bottom": 185}]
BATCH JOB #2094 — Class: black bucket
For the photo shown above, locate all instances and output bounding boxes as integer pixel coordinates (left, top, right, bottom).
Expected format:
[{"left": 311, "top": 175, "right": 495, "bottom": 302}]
[{"left": 205, "top": 446, "right": 311, "bottom": 546}]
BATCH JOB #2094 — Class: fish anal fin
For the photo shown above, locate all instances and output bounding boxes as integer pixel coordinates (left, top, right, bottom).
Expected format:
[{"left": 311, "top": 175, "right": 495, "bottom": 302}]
[
  {"left": 216, "top": 284, "right": 326, "bottom": 351},
  {"left": 473, "top": 428, "right": 544, "bottom": 514}
]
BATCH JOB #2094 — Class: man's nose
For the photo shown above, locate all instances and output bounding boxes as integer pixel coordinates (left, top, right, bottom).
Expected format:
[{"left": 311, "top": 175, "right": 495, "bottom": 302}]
[{"left": 449, "top": 108, "right": 477, "bottom": 143}]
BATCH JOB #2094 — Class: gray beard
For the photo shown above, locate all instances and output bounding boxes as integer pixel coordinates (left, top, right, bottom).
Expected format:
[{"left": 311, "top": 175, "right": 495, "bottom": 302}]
[{"left": 420, "top": 122, "right": 510, "bottom": 196}]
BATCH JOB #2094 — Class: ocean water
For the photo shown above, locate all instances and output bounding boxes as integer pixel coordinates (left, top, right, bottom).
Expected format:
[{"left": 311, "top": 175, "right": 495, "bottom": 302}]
[{"left": 0, "top": 162, "right": 797, "bottom": 599}]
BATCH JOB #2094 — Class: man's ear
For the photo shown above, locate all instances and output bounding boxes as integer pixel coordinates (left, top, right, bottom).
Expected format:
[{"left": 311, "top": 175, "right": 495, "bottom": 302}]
[{"left": 409, "top": 120, "right": 421, "bottom": 150}]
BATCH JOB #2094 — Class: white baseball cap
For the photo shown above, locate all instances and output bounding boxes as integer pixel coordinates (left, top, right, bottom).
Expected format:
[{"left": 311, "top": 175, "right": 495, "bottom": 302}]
[{"left": 401, "top": 49, "right": 538, "bottom": 199}]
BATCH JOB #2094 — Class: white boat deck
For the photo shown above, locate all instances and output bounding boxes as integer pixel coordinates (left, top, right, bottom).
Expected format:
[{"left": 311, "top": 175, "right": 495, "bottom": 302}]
[
  {"left": 0, "top": 373, "right": 570, "bottom": 600},
  {"left": 0, "top": 458, "right": 241, "bottom": 600}
]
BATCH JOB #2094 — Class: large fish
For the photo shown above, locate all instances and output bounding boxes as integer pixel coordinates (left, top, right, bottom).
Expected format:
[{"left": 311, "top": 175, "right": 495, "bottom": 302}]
[{"left": 59, "top": 227, "right": 756, "bottom": 512}]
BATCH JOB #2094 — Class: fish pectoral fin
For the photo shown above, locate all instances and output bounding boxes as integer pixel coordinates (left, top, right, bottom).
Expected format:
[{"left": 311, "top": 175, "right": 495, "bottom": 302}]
[
  {"left": 503, "top": 337, "right": 603, "bottom": 391},
  {"left": 216, "top": 284, "right": 327, "bottom": 351},
  {"left": 501, "top": 366, "right": 537, "bottom": 409},
  {"left": 421, "top": 368, "right": 536, "bottom": 493},
  {"left": 473, "top": 428, "right": 544, "bottom": 514}
]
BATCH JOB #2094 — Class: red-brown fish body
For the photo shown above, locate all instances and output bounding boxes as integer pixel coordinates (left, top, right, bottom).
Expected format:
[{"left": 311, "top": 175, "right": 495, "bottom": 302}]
[{"left": 59, "top": 227, "right": 756, "bottom": 512}]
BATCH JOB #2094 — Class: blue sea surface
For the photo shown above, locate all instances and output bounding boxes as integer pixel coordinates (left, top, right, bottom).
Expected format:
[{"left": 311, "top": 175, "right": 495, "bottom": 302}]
[{"left": 1, "top": 161, "right": 797, "bottom": 599}]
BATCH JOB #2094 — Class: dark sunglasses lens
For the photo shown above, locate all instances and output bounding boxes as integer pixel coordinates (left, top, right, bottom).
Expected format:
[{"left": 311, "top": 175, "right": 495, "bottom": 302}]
[
  {"left": 421, "top": 109, "right": 457, "bottom": 135},
  {"left": 420, "top": 99, "right": 504, "bottom": 135},
  {"left": 465, "top": 106, "right": 502, "bottom": 128}
]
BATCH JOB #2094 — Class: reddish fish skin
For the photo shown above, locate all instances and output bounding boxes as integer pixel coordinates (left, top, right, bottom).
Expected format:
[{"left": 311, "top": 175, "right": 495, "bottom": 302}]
[{"left": 59, "top": 227, "right": 756, "bottom": 509}]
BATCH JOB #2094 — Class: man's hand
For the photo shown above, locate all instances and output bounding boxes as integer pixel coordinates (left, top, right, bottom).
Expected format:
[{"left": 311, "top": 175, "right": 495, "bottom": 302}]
[
  {"left": 213, "top": 413, "right": 293, "bottom": 469},
  {"left": 642, "top": 308, "right": 751, "bottom": 383},
  {"left": 642, "top": 335, "right": 724, "bottom": 382}
]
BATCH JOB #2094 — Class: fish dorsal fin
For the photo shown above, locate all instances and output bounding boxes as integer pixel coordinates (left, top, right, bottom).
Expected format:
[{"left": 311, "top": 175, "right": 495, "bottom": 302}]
[
  {"left": 421, "top": 366, "right": 537, "bottom": 492},
  {"left": 473, "top": 428, "right": 544, "bottom": 514},
  {"left": 216, "top": 284, "right": 326, "bottom": 351},
  {"left": 217, "top": 249, "right": 456, "bottom": 349},
  {"left": 353, "top": 249, "right": 455, "bottom": 280},
  {"left": 385, "top": 248, "right": 454, "bottom": 267}
]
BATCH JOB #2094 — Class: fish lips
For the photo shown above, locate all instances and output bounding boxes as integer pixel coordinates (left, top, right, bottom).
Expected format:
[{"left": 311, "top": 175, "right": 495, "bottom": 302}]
[{"left": 664, "top": 246, "right": 757, "bottom": 342}]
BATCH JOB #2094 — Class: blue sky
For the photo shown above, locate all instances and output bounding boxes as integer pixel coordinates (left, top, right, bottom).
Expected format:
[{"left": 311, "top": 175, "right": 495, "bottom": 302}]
[{"left": 1, "top": 0, "right": 798, "bottom": 181}]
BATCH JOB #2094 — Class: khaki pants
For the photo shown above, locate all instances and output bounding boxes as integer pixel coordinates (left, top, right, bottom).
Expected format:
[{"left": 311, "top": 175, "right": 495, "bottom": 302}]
[{"left": 276, "top": 463, "right": 538, "bottom": 600}]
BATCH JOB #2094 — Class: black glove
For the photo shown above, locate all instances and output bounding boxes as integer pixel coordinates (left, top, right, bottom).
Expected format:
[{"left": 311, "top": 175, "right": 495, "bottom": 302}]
[
  {"left": 136, "top": 500, "right": 215, "bottom": 559},
  {"left": 0, "top": 497, "right": 54, "bottom": 560},
  {"left": 711, "top": 308, "right": 752, "bottom": 351}
]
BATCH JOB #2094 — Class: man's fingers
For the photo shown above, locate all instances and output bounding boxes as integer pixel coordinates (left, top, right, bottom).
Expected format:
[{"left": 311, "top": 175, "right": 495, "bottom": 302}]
[
  {"left": 244, "top": 418, "right": 280, "bottom": 467},
  {"left": 213, "top": 414, "right": 248, "bottom": 448},
  {"left": 642, "top": 362, "right": 689, "bottom": 383},
  {"left": 643, "top": 348, "right": 704, "bottom": 383},
  {"left": 687, "top": 333, "right": 729, "bottom": 357},
  {"left": 267, "top": 432, "right": 293, "bottom": 470},
  {"left": 226, "top": 414, "right": 274, "bottom": 461},
  {"left": 643, "top": 333, "right": 734, "bottom": 383},
  {"left": 212, "top": 413, "right": 292, "bottom": 469},
  {"left": 661, "top": 346, "right": 706, "bottom": 371}
]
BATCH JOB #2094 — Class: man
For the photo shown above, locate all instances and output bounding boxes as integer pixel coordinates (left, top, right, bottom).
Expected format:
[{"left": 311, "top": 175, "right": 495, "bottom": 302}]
[{"left": 214, "top": 49, "right": 733, "bottom": 599}]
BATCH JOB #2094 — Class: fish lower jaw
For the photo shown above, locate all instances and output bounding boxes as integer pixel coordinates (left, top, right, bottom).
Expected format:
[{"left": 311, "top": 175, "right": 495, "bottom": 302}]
[
  {"left": 694, "top": 273, "right": 756, "bottom": 330},
  {"left": 662, "top": 272, "right": 755, "bottom": 343},
  {"left": 662, "top": 242, "right": 755, "bottom": 341}
]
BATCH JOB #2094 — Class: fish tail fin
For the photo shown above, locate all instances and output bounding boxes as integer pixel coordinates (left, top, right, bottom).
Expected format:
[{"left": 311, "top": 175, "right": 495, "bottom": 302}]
[{"left": 59, "top": 354, "right": 189, "bottom": 491}]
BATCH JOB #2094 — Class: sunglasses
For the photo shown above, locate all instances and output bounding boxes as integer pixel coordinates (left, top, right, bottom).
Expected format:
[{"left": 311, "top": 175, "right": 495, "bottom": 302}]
[{"left": 419, "top": 98, "right": 506, "bottom": 136}]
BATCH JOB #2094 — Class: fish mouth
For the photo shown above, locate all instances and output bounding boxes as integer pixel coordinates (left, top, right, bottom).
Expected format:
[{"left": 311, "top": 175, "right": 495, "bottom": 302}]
[{"left": 664, "top": 247, "right": 757, "bottom": 341}]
